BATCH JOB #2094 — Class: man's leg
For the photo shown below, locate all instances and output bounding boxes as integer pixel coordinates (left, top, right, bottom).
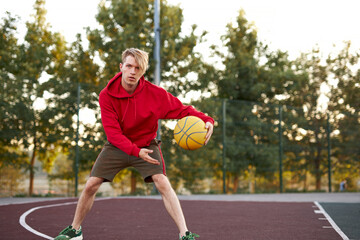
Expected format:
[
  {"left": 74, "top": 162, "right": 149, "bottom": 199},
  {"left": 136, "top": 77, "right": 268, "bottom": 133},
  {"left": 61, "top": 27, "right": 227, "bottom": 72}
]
[
  {"left": 71, "top": 176, "right": 104, "bottom": 230},
  {"left": 152, "top": 174, "right": 188, "bottom": 237}
]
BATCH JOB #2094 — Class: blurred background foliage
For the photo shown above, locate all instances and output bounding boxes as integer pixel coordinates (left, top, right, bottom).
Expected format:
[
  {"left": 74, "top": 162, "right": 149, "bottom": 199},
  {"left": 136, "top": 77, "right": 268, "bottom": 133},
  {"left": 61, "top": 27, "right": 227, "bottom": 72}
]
[{"left": 0, "top": 0, "right": 359, "bottom": 196}]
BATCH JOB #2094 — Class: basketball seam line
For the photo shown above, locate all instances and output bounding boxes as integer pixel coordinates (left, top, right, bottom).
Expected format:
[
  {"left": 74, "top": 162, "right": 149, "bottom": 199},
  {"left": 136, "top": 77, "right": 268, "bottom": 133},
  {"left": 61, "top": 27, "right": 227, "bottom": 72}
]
[
  {"left": 178, "top": 119, "right": 202, "bottom": 147},
  {"left": 186, "top": 132, "right": 206, "bottom": 150},
  {"left": 174, "top": 117, "right": 189, "bottom": 136}
]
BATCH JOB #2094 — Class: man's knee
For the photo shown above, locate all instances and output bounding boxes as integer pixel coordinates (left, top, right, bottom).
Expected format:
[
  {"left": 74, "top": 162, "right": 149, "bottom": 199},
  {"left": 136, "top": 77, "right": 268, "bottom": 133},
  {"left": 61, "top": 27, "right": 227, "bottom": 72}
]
[
  {"left": 152, "top": 174, "right": 171, "bottom": 193},
  {"left": 84, "top": 177, "right": 103, "bottom": 195}
]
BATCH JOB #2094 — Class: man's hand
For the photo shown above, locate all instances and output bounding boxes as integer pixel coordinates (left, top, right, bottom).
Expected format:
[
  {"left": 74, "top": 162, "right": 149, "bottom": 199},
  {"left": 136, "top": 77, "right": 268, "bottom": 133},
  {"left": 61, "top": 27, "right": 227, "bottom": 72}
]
[
  {"left": 139, "top": 148, "right": 160, "bottom": 165},
  {"left": 204, "top": 122, "right": 214, "bottom": 145}
]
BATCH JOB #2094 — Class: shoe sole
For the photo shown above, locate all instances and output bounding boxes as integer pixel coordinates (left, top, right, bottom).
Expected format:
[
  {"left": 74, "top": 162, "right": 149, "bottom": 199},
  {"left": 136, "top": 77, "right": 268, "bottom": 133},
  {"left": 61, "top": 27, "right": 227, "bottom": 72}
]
[
  {"left": 70, "top": 236, "right": 83, "bottom": 240},
  {"left": 56, "top": 236, "right": 82, "bottom": 240}
]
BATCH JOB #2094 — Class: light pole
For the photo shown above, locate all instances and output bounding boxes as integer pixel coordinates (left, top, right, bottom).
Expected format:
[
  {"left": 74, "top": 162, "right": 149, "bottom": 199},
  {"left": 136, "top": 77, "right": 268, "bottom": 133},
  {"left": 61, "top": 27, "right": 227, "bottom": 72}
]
[{"left": 154, "top": 0, "right": 161, "bottom": 141}]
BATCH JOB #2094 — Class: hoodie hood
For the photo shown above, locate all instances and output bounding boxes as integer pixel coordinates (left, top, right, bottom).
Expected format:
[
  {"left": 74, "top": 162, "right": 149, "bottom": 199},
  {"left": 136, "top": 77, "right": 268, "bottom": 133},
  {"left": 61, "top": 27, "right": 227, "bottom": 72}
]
[{"left": 105, "top": 72, "right": 145, "bottom": 98}]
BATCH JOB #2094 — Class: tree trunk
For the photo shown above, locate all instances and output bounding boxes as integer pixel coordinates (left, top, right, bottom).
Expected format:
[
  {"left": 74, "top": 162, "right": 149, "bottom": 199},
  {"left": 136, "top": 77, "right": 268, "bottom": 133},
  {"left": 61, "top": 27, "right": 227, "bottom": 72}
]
[
  {"left": 29, "top": 141, "right": 36, "bottom": 196},
  {"left": 315, "top": 159, "right": 321, "bottom": 190},
  {"left": 130, "top": 170, "right": 136, "bottom": 194},
  {"left": 315, "top": 141, "right": 323, "bottom": 191},
  {"left": 233, "top": 173, "right": 239, "bottom": 193},
  {"left": 303, "top": 170, "right": 307, "bottom": 192},
  {"left": 226, "top": 174, "right": 231, "bottom": 193}
]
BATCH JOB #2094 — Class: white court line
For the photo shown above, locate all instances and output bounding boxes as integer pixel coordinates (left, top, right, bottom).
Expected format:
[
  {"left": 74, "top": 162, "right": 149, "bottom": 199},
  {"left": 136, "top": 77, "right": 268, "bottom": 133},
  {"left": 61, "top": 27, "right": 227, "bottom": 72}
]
[
  {"left": 19, "top": 198, "right": 114, "bottom": 239},
  {"left": 20, "top": 199, "right": 351, "bottom": 239},
  {"left": 314, "top": 201, "right": 349, "bottom": 240}
]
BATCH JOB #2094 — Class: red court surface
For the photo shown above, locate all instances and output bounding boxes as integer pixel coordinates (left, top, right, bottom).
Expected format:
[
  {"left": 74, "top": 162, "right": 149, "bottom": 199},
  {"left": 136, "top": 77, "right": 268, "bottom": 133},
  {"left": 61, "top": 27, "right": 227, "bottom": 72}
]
[{"left": 0, "top": 196, "right": 350, "bottom": 240}]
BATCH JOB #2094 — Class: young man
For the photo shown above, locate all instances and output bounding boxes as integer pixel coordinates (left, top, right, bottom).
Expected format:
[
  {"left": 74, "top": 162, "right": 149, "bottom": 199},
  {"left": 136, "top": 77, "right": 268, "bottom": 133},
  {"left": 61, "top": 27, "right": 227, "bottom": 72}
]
[{"left": 55, "top": 48, "right": 214, "bottom": 240}]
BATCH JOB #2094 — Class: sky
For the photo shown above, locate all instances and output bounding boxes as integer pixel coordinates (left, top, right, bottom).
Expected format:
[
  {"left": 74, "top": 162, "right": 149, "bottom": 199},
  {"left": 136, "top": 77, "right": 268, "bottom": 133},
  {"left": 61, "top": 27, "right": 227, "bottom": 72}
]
[{"left": 2, "top": 0, "right": 360, "bottom": 61}]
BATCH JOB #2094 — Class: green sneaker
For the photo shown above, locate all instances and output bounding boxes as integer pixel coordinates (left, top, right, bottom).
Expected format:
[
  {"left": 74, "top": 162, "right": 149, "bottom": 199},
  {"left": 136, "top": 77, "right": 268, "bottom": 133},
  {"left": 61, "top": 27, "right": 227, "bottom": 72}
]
[
  {"left": 54, "top": 225, "right": 83, "bottom": 240},
  {"left": 180, "top": 231, "right": 199, "bottom": 240}
]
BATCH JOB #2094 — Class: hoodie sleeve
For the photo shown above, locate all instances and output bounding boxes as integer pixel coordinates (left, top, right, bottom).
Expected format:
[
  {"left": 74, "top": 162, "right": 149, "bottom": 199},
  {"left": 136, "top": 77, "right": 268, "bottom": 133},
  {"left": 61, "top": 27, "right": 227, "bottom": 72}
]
[
  {"left": 99, "top": 91, "right": 141, "bottom": 157},
  {"left": 161, "top": 90, "right": 214, "bottom": 124}
]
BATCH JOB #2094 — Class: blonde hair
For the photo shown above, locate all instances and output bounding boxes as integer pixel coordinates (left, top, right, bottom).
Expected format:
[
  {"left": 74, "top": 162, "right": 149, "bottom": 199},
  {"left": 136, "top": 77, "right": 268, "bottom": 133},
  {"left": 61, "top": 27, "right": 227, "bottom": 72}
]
[{"left": 122, "top": 48, "right": 149, "bottom": 75}]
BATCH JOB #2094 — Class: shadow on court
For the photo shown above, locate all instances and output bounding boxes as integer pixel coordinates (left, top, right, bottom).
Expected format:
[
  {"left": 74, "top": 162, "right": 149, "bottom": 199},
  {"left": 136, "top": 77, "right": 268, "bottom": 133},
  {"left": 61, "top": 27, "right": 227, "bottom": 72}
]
[{"left": 0, "top": 197, "right": 351, "bottom": 240}]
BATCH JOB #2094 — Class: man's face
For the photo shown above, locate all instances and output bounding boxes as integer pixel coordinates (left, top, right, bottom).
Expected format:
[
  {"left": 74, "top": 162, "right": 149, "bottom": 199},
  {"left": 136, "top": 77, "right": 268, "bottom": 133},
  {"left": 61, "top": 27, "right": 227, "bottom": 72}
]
[{"left": 120, "top": 55, "right": 142, "bottom": 87}]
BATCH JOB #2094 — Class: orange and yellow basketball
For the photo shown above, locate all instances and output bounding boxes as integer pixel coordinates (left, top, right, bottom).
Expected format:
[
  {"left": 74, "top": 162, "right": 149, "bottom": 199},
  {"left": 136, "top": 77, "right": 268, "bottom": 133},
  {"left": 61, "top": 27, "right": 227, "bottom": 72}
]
[{"left": 174, "top": 116, "right": 207, "bottom": 150}]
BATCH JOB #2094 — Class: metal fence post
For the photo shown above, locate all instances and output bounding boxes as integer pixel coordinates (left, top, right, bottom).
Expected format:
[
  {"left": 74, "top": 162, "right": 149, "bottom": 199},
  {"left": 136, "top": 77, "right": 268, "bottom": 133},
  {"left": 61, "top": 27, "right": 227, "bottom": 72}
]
[
  {"left": 222, "top": 99, "right": 226, "bottom": 194},
  {"left": 153, "top": 0, "right": 161, "bottom": 195},
  {"left": 278, "top": 105, "right": 283, "bottom": 193},
  {"left": 75, "top": 82, "right": 81, "bottom": 197},
  {"left": 327, "top": 113, "right": 332, "bottom": 192},
  {"left": 154, "top": 0, "right": 161, "bottom": 141}
]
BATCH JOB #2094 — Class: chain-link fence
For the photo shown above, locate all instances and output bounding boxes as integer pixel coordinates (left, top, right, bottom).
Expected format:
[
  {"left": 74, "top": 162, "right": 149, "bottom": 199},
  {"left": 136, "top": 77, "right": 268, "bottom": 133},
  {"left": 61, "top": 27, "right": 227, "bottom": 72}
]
[
  {"left": 1, "top": 97, "right": 359, "bottom": 196},
  {"left": 161, "top": 99, "right": 360, "bottom": 194}
]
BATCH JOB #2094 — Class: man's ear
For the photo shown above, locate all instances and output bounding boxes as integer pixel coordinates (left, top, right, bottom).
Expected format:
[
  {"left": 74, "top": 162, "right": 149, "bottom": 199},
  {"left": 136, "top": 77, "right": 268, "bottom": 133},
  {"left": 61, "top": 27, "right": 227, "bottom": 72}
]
[{"left": 119, "top": 63, "right": 123, "bottom": 71}]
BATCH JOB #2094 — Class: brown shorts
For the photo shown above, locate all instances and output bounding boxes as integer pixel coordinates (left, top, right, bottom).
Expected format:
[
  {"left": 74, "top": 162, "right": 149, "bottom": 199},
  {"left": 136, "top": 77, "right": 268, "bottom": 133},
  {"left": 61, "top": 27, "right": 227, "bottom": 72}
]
[{"left": 90, "top": 139, "right": 166, "bottom": 183}]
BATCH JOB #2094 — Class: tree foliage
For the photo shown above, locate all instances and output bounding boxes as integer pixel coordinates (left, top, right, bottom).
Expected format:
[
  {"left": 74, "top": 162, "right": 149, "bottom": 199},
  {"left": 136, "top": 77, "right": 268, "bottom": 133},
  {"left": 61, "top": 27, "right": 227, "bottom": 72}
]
[
  {"left": 327, "top": 42, "right": 360, "bottom": 187},
  {"left": 87, "top": 0, "right": 207, "bottom": 96},
  {"left": 85, "top": 0, "right": 210, "bottom": 192},
  {"left": 0, "top": 12, "right": 29, "bottom": 169},
  {"left": 1, "top": 2, "right": 359, "bottom": 196}
]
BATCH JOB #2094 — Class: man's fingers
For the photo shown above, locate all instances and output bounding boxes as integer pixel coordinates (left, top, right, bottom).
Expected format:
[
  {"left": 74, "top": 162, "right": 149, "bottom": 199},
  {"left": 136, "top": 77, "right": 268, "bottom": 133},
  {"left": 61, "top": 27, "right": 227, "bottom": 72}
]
[
  {"left": 205, "top": 127, "right": 213, "bottom": 138},
  {"left": 204, "top": 122, "right": 214, "bottom": 145},
  {"left": 150, "top": 159, "right": 160, "bottom": 165},
  {"left": 139, "top": 148, "right": 160, "bottom": 165},
  {"left": 146, "top": 156, "right": 160, "bottom": 165}
]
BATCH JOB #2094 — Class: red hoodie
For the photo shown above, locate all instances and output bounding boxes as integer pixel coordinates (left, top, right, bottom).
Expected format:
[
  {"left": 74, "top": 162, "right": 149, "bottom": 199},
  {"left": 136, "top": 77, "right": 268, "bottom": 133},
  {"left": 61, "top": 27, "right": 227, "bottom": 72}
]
[{"left": 99, "top": 72, "right": 214, "bottom": 157}]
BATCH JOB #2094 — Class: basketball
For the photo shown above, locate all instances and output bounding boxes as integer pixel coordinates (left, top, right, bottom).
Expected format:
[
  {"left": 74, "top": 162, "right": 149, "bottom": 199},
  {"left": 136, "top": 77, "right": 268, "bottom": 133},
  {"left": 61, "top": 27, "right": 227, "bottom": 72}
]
[{"left": 174, "top": 116, "right": 207, "bottom": 150}]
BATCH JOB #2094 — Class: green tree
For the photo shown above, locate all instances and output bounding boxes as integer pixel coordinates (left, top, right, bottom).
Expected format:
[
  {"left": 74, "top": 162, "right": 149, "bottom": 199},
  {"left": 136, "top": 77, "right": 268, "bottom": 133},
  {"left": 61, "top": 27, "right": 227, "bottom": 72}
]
[
  {"left": 86, "top": 0, "right": 208, "bottom": 193},
  {"left": 14, "top": 0, "right": 65, "bottom": 195},
  {"left": 209, "top": 10, "right": 285, "bottom": 192},
  {"left": 40, "top": 33, "right": 101, "bottom": 193},
  {"left": 268, "top": 47, "right": 335, "bottom": 192},
  {"left": 87, "top": 0, "right": 207, "bottom": 94},
  {"left": 0, "top": 12, "right": 29, "bottom": 170},
  {"left": 327, "top": 42, "right": 360, "bottom": 190}
]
